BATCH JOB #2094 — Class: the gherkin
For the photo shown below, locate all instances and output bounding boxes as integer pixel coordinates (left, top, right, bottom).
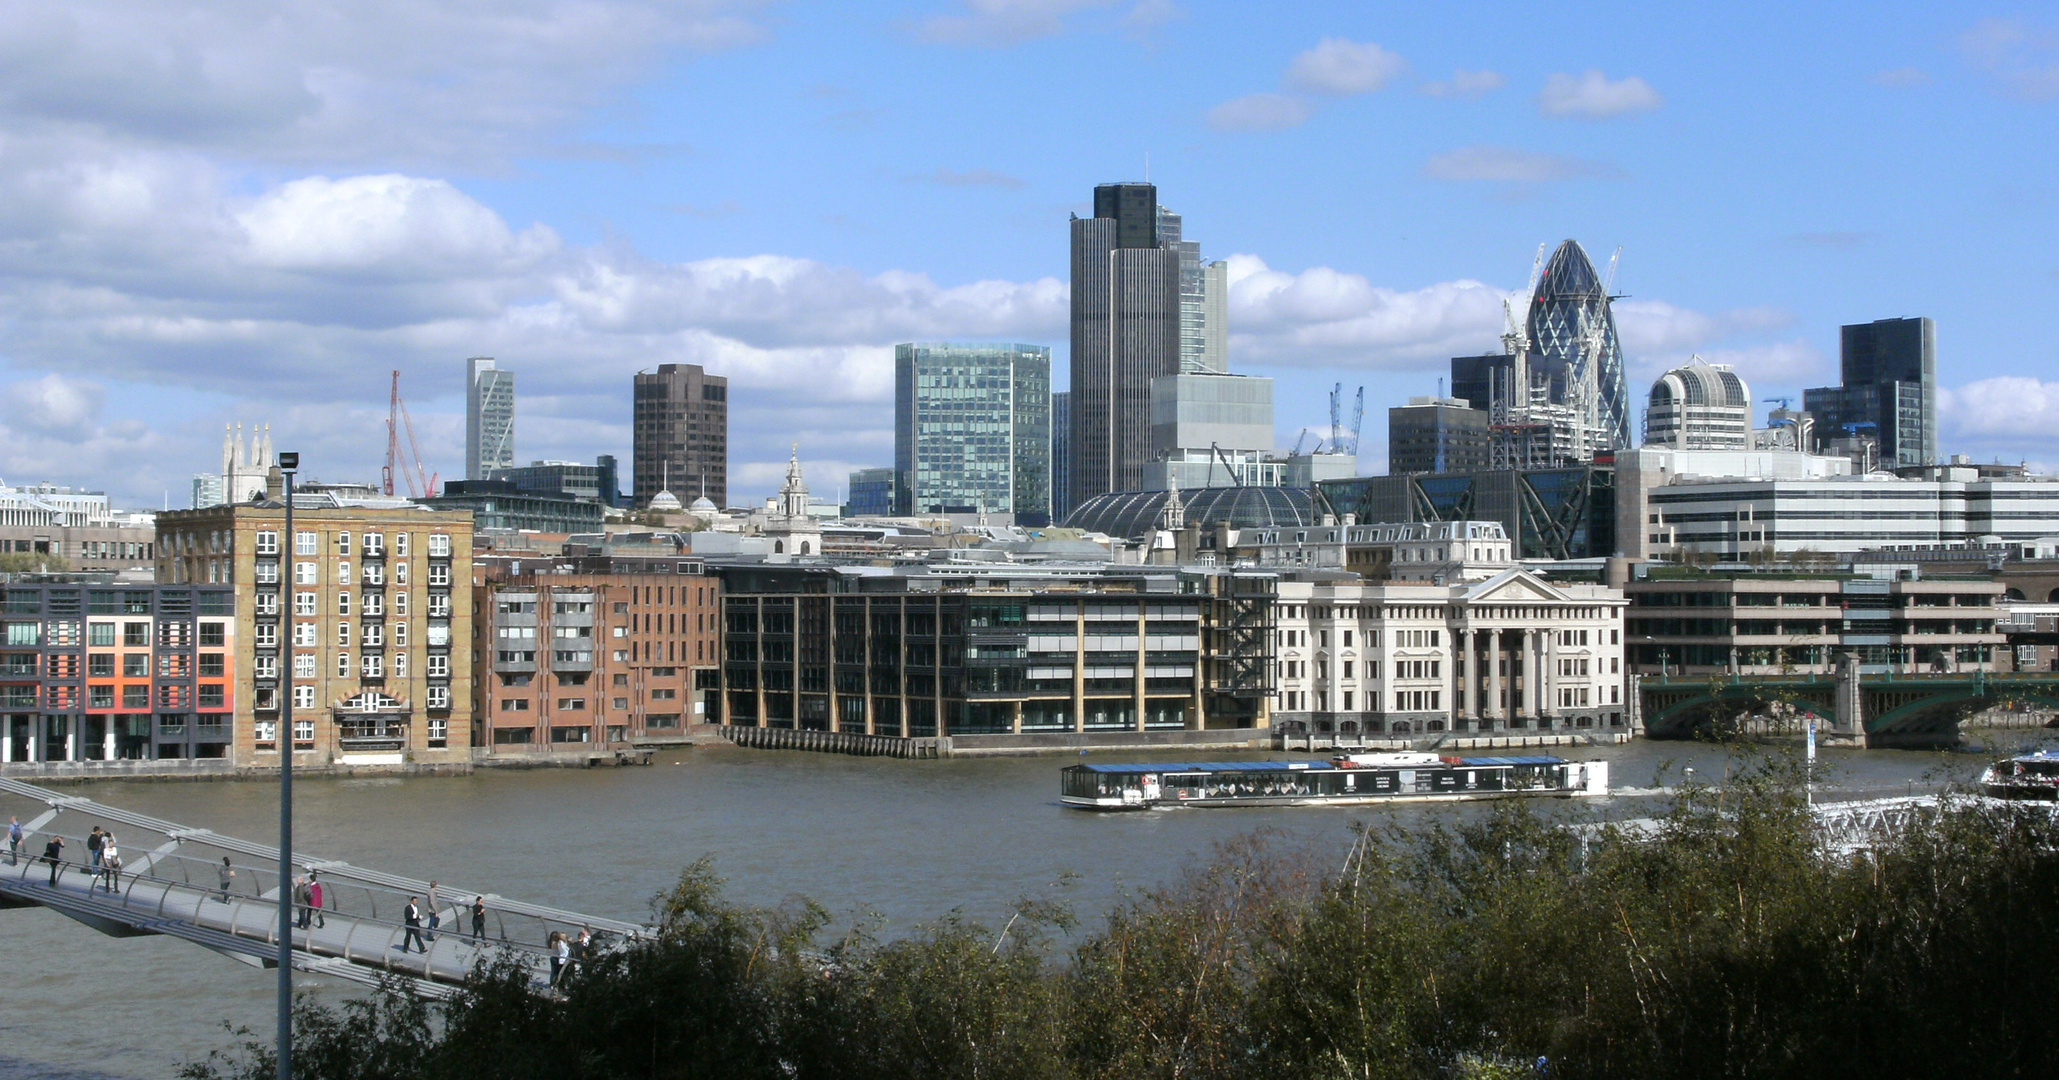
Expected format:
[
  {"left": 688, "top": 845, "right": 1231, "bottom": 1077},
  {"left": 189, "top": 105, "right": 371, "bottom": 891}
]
[{"left": 1525, "top": 239, "right": 1630, "bottom": 448}]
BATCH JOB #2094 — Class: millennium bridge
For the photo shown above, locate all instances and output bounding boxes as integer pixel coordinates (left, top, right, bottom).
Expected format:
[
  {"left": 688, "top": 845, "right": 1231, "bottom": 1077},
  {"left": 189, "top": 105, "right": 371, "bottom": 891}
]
[{"left": 0, "top": 778, "right": 644, "bottom": 998}]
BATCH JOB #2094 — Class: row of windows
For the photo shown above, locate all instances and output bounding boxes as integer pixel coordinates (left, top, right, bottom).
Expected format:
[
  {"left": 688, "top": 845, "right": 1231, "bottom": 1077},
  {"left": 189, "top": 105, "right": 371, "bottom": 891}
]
[{"left": 254, "top": 531, "right": 452, "bottom": 557}]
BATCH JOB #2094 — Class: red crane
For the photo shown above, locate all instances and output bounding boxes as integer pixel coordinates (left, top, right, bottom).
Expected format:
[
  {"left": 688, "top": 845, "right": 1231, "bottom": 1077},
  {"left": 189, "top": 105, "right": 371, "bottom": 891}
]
[{"left": 382, "top": 370, "right": 439, "bottom": 498}]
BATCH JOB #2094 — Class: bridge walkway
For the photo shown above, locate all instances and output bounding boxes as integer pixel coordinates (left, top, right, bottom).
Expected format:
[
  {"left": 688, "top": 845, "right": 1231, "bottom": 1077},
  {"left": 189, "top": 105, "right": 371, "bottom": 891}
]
[{"left": 0, "top": 777, "right": 650, "bottom": 997}]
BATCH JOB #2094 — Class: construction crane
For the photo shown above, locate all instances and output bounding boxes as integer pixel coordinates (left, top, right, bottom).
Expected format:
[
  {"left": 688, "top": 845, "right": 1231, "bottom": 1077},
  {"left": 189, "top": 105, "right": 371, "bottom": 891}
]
[
  {"left": 382, "top": 370, "right": 438, "bottom": 498},
  {"left": 1763, "top": 397, "right": 1793, "bottom": 411}
]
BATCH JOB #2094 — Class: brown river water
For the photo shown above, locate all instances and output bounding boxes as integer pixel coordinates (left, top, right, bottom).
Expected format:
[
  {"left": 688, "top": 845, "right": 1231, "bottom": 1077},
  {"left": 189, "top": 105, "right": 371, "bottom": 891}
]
[{"left": 0, "top": 734, "right": 2034, "bottom": 1079}]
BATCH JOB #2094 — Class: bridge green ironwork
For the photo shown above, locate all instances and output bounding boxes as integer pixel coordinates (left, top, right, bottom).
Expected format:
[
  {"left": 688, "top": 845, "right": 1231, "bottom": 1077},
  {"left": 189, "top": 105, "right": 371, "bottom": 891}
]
[{"left": 1640, "top": 667, "right": 2059, "bottom": 748}]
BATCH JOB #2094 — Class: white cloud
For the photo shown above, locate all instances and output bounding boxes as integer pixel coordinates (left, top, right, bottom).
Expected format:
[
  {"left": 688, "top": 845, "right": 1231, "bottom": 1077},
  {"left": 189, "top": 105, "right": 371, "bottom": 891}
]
[
  {"left": 914, "top": 0, "right": 1110, "bottom": 46},
  {"left": 1422, "top": 145, "right": 1619, "bottom": 183},
  {"left": 1222, "top": 254, "right": 1507, "bottom": 367},
  {"left": 237, "top": 174, "right": 560, "bottom": 278},
  {"left": 1284, "top": 38, "right": 1406, "bottom": 96},
  {"left": 1, "top": 372, "right": 106, "bottom": 440},
  {"left": 1941, "top": 377, "right": 2059, "bottom": 441},
  {"left": 1419, "top": 69, "right": 1504, "bottom": 98},
  {"left": 0, "top": 1, "right": 767, "bottom": 169},
  {"left": 1959, "top": 17, "right": 2059, "bottom": 101},
  {"left": 1206, "top": 92, "right": 1315, "bottom": 132},
  {"left": 1537, "top": 70, "right": 1662, "bottom": 118}
]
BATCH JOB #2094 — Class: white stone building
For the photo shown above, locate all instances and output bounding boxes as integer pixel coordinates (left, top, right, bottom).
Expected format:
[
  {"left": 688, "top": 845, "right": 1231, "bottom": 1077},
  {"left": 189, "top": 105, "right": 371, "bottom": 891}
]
[{"left": 1270, "top": 567, "right": 1630, "bottom": 739}]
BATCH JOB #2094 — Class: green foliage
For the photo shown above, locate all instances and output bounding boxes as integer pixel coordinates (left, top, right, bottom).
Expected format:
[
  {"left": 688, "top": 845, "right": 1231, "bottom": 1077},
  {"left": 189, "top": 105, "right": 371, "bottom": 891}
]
[{"left": 188, "top": 774, "right": 2059, "bottom": 1080}]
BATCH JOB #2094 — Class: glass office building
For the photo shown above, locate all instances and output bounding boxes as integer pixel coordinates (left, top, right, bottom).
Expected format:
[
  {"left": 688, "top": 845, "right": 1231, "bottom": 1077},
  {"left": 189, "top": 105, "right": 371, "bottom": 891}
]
[{"left": 894, "top": 343, "right": 1052, "bottom": 525}]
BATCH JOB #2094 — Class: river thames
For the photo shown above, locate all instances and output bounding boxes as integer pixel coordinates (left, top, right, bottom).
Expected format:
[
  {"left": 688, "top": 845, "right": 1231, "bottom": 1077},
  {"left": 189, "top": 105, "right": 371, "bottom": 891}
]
[{"left": 0, "top": 735, "right": 2032, "bottom": 1079}]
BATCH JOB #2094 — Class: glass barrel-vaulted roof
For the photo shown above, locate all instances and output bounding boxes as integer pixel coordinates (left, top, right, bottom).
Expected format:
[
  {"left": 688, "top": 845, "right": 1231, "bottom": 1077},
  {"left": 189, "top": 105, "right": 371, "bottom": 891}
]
[{"left": 1062, "top": 486, "right": 1316, "bottom": 539}]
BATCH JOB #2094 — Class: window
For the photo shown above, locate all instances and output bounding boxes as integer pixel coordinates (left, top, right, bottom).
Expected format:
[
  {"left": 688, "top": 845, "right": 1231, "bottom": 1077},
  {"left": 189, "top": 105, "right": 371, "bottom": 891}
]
[
  {"left": 393, "top": 652, "right": 408, "bottom": 678},
  {"left": 200, "top": 622, "right": 225, "bottom": 647},
  {"left": 295, "top": 531, "right": 317, "bottom": 556},
  {"left": 427, "top": 685, "right": 450, "bottom": 709},
  {"left": 612, "top": 673, "right": 629, "bottom": 686},
  {"left": 255, "top": 562, "right": 279, "bottom": 585},
  {"left": 428, "top": 564, "right": 450, "bottom": 586},
  {"left": 294, "top": 653, "right": 316, "bottom": 677},
  {"left": 294, "top": 562, "right": 317, "bottom": 585},
  {"left": 393, "top": 621, "right": 408, "bottom": 646},
  {"left": 256, "top": 531, "right": 280, "bottom": 555},
  {"left": 254, "top": 655, "right": 277, "bottom": 679},
  {"left": 254, "top": 624, "right": 277, "bottom": 648},
  {"left": 293, "top": 623, "right": 317, "bottom": 647},
  {"left": 200, "top": 653, "right": 224, "bottom": 677},
  {"left": 395, "top": 533, "right": 410, "bottom": 556},
  {"left": 501, "top": 698, "right": 531, "bottom": 711},
  {"left": 337, "top": 622, "right": 352, "bottom": 647},
  {"left": 363, "top": 564, "right": 384, "bottom": 586},
  {"left": 122, "top": 654, "right": 149, "bottom": 678},
  {"left": 337, "top": 652, "right": 351, "bottom": 677},
  {"left": 252, "top": 592, "right": 277, "bottom": 616},
  {"left": 427, "top": 654, "right": 450, "bottom": 678},
  {"left": 428, "top": 534, "right": 452, "bottom": 557},
  {"left": 363, "top": 532, "right": 384, "bottom": 557},
  {"left": 336, "top": 591, "right": 351, "bottom": 616},
  {"left": 294, "top": 592, "right": 316, "bottom": 616},
  {"left": 294, "top": 718, "right": 313, "bottom": 743},
  {"left": 556, "top": 698, "right": 587, "bottom": 711},
  {"left": 396, "top": 562, "right": 409, "bottom": 585},
  {"left": 428, "top": 595, "right": 450, "bottom": 618},
  {"left": 198, "top": 684, "right": 225, "bottom": 708},
  {"left": 362, "top": 654, "right": 383, "bottom": 679},
  {"left": 362, "top": 623, "right": 382, "bottom": 647},
  {"left": 89, "top": 654, "right": 114, "bottom": 677},
  {"left": 650, "top": 688, "right": 677, "bottom": 700},
  {"left": 88, "top": 623, "right": 115, "bottom": 647},
  {"left": 613, "top": 698, "right": 629, "bottom": 710},
  {"left": 394, "top": 592, "right": 409, "bottom": 616},
  {"left": 293, "top": 685, "right": 315, "bottom": 709},
  {"left": 123, "top": 623, "right": 148, "bottom": 647},
  {"left": 362, "top": 592, "right": 383, "bottom": 616},
  {"left": 336, "top": 532, "right": 352, "bottom": 555},
  {"left": 336, "top": 561, "right": 350, "bottom": 583},
  {"left": 89, "top": 685, "right": 114, "bottom": 709}
]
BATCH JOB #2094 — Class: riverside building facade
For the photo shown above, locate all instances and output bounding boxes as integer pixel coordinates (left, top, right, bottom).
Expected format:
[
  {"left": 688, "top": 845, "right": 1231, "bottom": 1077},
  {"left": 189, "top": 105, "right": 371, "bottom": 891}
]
[
  {"left": 153, "top": 499, "right": 474, "bottom": 768},
  {"left": 1268, "top": 567, "right": 1630, "bottom": 740},
  {"left": 711, "top": 563, "right": 1275, "bottom": 738},
  {"left": 472, "top": 571, "right": 720, "bottom": 753},
  {"left": 893, "top": 342, "right": 1052, "bottom": 525},
  {"left": 0, "top": 582, "right": 236, "bottom": 762}
]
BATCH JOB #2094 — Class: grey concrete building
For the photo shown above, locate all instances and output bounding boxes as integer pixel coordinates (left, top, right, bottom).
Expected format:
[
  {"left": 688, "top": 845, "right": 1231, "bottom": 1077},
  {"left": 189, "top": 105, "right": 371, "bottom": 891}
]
[{"left": 1070, "top": 183, "right": 1181, "bottom": 507}]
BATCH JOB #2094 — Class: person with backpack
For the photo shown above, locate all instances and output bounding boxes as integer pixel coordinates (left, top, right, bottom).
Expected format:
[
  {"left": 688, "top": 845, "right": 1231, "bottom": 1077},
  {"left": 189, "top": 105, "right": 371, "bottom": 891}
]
[{"left": 7, "top": 816, "right": 22, "bottom": 866}]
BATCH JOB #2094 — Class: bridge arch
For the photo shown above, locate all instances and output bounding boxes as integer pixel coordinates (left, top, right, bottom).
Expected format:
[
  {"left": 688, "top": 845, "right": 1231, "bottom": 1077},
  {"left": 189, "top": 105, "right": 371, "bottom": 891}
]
[{"left": 1643, "top": 681, "right": 1836, "bottom": 737}]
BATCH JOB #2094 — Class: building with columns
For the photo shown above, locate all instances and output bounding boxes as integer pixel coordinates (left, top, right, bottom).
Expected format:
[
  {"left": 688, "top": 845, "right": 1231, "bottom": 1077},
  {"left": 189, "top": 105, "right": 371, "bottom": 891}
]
[{"left": 1269, "top": 566, "right": 1630, "bottom": 740}]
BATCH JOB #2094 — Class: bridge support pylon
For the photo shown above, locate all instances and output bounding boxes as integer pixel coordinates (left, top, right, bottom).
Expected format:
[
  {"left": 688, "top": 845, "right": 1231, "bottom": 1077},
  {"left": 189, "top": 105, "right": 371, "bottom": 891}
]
[{"left": 1827, "top": 652, "right": 1868, "bottom": 746}]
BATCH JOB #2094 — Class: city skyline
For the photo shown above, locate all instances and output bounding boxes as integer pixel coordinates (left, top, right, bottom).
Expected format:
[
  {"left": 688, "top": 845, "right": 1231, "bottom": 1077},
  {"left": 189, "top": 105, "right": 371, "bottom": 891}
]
[{"left": 0, "top": 3, "right": 2052, "bottom": 509}]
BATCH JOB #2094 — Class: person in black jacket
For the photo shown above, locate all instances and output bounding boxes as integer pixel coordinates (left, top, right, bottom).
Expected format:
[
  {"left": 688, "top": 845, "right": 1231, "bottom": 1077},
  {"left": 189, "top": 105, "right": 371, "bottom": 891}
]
[
  {"left": 402, "top": 897, "right": 428, "bottom": 953},
  {"left": 41, "top": 836, "right": 63, "bottom": 886}
]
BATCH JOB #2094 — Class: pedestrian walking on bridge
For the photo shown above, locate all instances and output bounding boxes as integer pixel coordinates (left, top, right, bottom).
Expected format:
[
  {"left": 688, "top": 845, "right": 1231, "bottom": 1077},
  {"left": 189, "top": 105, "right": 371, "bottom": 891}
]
[
  {"left": 41, "top": 835, "right": 63, "bottom": 886},
  {"left": 402, "top": 897, "right": 428, "bottom": 954},
  {"left": 470, "top": 895, "right": 486, "bottom": 941},
  {"left": 7, "top": 816, "right": 21, "bottom": 866},
  {"left": 308, "top": 871, "right": 326, "bottom": 929},
  {"left": 216, "top": 857, "right": 235, "bottom": 903},
  {"left": 293, "top": 876, "right": 313, "bottom": 929},
  {"left": 426, "top": 881, "right": 442, "bottom": 941},
  {"left": 99, "top": 838, "right": 120, "bottom": 893}
]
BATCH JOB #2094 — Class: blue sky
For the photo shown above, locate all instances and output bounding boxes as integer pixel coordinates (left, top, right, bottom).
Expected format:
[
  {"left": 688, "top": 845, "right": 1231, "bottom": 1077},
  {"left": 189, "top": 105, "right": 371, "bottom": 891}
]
[{"left": 0, "top": 0, "right": 2054, "bottom": 507}]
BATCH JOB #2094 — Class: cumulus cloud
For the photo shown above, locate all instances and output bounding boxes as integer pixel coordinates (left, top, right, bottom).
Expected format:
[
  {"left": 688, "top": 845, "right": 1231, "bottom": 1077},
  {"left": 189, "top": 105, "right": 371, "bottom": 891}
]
[
  {"left": 1422, "top": 145, "right": 1620, "bottom": 183},
  {"left": 237, "top": 174, "right": 560, "bottom": 278},
  {"left": 1959, "top": 17, "right": 2059, "bottom": 100},
  {"left": 1, "top": 372, "right": 106, "bottom": 440},
  {"left": 1941, "top": 376, "right": 2059, "bottom": 441},
  {"left": 1537, "top": 70, "right": 1662, "bottom": 118},
  {"left": 1420, "top": 69, "right": 1504, "bottom": 98},
  {"left": 1284, "top": 38, "right": 1407, "bottom": 96},
  {"left": 1206, "top": 92, "right": 1315, "bottom": 131},
  {"left": 1222, "top": 254, "right": 1507, "bottom": 368},
  {"left": 0, "top": 1, "right": 767, "bottom": 169}
]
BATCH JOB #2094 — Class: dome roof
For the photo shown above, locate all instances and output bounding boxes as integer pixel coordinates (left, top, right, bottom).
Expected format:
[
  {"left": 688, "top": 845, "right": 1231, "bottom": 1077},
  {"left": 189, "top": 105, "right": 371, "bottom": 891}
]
[
  {"left": 648, "top": 489, "right": 683, "bottom": 512},
  {"left": 1648, "top": 356, "right": 1749, "bottom": 410},
  {"left": 689, "top": 495, "right": 717, "bottom": 512},
  {"left": 1063, "top": 486, "right": 1316, "bottom": 539}
]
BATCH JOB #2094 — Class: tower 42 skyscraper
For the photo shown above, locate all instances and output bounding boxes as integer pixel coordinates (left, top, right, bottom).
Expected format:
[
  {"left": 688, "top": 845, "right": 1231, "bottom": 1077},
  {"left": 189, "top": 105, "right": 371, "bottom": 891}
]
[{"left": 1069, "top": 183, "right": 1180, "bottom": 508}]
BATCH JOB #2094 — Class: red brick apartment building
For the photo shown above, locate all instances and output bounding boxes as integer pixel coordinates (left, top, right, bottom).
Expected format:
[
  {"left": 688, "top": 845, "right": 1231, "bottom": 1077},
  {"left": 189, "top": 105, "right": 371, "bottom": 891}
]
[{"left": 472, "top": 570, "right": 720, "bottom": 754}]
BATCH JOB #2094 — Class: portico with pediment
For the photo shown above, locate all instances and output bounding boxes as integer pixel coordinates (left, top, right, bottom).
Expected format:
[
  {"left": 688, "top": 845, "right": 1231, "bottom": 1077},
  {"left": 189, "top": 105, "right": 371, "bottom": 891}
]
[{"left": 1271, "top": 567, "right": 1632, "bottom": 740}]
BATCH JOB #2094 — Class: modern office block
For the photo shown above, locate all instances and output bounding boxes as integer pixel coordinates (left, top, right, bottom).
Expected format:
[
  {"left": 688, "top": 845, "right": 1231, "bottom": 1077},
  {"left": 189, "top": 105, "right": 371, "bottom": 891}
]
[
  {"left": 465, "top": 358, "right": 515, "bottom": 480},
  {"left": 1388, "top": 397, "right": 1493, "bottom": 474},
  {"left": 894, "top": 343, "right": 1051, "bottom": 525},
  {"left": 1070, "top": 183, "right": 1181, "bottom": 507},
  {"left": 1148, "top": 372, "right": 1274, "bottom": 462},
  {"left": 1642, "top": 358, "right": 1752, "bottom": 450},
  {"left": 846, "top": 467, "right": 896, "bottom": 518},
  {"left": 1804, "top": 317, "right": 1936, "bottom": 469},
  {"left": 632, "top": 364, "right": 728, "bottom": 509},
  {"left": 1050, "top": 391, "right": 1071, "bottom": 525}
]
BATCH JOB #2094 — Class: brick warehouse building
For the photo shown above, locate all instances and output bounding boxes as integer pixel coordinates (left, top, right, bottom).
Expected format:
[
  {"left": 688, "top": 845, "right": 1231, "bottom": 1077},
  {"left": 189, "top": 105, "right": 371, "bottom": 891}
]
[
  {"left": 473, "top": 570, "right": 720, "bottom": 754},
  {"left": 0, "top": 582, "right": 236, "bottom": 761},
  {"left": 155, "top": 499, "right": 474, "bottom": 769}
]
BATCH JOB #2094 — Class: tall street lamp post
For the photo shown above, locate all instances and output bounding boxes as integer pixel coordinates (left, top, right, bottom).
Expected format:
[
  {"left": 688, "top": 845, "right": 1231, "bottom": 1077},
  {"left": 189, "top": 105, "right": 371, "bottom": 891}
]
[{"left": 276, "top": 450, "right": 298, "bottom": 1080}]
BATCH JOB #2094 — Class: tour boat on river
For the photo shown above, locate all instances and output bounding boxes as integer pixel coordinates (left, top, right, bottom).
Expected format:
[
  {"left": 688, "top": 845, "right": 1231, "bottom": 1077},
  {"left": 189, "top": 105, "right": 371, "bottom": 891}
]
[
  {"left": 1979, "top": 750, "right": 2059, "bottom": 801},
  {"left": 1060, "top": 751, "right": 1609, "bottom": 810}
]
